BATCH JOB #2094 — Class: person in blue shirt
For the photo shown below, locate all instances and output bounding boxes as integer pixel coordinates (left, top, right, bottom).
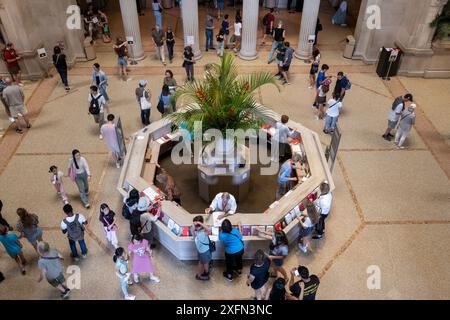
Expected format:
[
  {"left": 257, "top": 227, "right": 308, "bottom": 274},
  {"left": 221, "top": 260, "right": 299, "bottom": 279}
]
[
  {"left": 219, "top": 219, "right": 244, "bottom": 282},
  {"left": 316, "top": 64, "right": 329, "bottom": 89},
  {"left": 221, "top": 14, "right": 230, "bottom": 49},
  {"left": 0, "top": 225, "right": 27, "bottom": 275},
  {"left": 276, "top": 158, "right": 299, "bottom": 200},
  {"left": 91, "top": 63, "right": 109, "bottom": 102}
]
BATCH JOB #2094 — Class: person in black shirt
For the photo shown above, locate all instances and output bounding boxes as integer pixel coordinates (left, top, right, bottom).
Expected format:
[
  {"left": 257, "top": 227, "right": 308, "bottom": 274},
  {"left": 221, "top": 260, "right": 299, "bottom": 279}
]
[
  {"left": 0, "top": 200, "right": 13, "bottom": 231},
  {"left": 287, "top": 265, "right": 320, "bottom": 300},
  {"left": 183, "top": 46, "right": 195, "bottom": 82},
  {"left": 333, "top": 71, "right": 349, "bottom": 102},
  {"left": 247, "top": 249, "right": 271, "bottom": 300},
  {"left": 269, "top": 277, "right": 287, "bottom": 301},
  {"left": 53, "top": 46, "right": 70, "bottom": 92},
  {"left": 166, "top": 26, "right": 175, "bottom": 63},
  {"left": 268, "top": 21, "right": 285, "bottom": 64}
]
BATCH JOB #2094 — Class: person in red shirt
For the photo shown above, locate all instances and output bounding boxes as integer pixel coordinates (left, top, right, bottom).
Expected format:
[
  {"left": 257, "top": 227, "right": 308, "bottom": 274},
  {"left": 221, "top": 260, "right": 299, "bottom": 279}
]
[
  {"left": 4, "top": 43, "right": 22, "bottom": 86},
  {"left": 261, "top": 8, "right": 275, "bottom": 46}
]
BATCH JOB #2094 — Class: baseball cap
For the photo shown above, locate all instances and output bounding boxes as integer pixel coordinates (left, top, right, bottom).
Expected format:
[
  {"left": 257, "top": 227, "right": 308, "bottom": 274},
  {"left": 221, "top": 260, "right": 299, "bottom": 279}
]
[{"left": 139, "top": 80, "right": 148, "bottom": 86}]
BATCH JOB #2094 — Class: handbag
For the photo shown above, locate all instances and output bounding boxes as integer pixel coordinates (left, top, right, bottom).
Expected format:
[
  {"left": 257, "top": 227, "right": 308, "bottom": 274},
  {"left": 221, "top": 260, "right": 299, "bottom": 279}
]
[
  {"left": 103, "top": 216, "right": 118, "bottom": 232},
  {"left": 157, "top": 96, "right": 165, "bottom": 114},
  {"left": 201, "top": 236, "right": 216, "bottom": 253},
  {"left": 140, "top": 91, "right": 151, "bottom": 110},
  {"left": 68, "top": 162, "right": 76, "bottom": 182}
]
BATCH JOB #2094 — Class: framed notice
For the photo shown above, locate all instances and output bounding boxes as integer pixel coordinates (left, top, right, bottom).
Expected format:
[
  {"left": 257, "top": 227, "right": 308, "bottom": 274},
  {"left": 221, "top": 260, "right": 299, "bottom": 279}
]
[
  {"left": 186, "top": 35, "right": 194, "bottom": 46},
  {"left": 126, "top": 36, "right": 134, "bottom": 45},
  {"left": 308, "top": 35, "right": 316, "bottom": 44},
  {"left": 37, "top": 48, "right": 47, "bottom": 59}
]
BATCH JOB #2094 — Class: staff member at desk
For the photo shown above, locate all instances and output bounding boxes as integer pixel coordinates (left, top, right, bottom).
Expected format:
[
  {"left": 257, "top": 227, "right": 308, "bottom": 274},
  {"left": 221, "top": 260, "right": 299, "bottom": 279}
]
[
  {"left": 205, "top": 192, "right": 237, "bottom": 220},
  {"left": 276, "top": 158, "right": 299, "bottom": 200},
  {"left": 271, "top": 115, "right": 294, "bottom": 162}
]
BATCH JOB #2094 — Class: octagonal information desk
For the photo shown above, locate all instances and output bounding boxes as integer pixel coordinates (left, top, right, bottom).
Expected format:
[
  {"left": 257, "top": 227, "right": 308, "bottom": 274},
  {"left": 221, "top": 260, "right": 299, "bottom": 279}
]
[{"left": 117, "top": 107, "right": 335, "bottom": 260}]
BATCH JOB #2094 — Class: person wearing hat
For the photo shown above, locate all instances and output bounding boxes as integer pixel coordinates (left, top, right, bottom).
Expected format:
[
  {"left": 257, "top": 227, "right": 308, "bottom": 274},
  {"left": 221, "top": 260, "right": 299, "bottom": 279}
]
[
  {"left": 135, "top": 80, "right": 151, "bottom": 126},
  {"left": 383, "top": 93, "right": 413, "bottom": 141},
  {"left": 394, "top": 103, "right": 417, "bottom": 149},
  {"left": 139, "top": 197, "right": 160, "bottom": 249}
]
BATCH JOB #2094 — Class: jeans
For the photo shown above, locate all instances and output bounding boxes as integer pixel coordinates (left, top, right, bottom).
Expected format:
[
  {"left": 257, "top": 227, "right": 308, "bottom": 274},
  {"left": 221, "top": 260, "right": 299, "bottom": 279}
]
[
  {"left": 205, "top": 30, "right": 214, "bottom": 50},
  {"left": 167, "top": 42, "right": 174, "bottom": 60},
  {"left": 75, "top": 171, "right": 89, "bottom": 206},
  {"left": 141, "top": 109, "right": 150, "bottom": 126},
  {"left": 315, "top": 214, "right": 328, "bottom": 235},
  {"left": 185, "top": 64, "right": 194, "bottom": 81},
  {"left": 268, "top": 41, "right": 281, "bottom": 63},
  {"left": 224, "top": 249, "right": 244, "bottom": 277},
  {"left": 69, "top": 238, "right": 87, "bottom": 258},
  {"left": 324, "top": 115, "right": 339, "bottom": 131},
  {"left": 217, "top": 41, "right": 224, "bottom": 56},
  {"left": 57, "top": 68, "right": 69, "bottom": 87},
  {"left": 154, "top": 11, "right": 162, "bottom": 27}
]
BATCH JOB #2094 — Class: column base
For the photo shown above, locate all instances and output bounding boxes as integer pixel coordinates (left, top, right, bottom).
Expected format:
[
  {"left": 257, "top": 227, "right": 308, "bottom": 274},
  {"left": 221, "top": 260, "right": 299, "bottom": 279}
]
[
  {"left": 238, "top": 52, "right": 258, "bottom": 61},
  {"left": 194, "top": 52, "right": 203, "bottom": 60},
  {"left": 294, "top": 50, "right": 311, "bottom": 61},
  {"left": 133, "top": 54, "right": 147, "bottom": 61}
]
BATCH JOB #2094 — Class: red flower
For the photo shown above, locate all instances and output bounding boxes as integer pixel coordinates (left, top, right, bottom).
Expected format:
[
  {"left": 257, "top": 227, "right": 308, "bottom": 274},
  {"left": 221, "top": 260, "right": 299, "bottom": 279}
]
[
  {"left": 243, "top": 82, "right": 250, "bottom": 95},
  {"left": 196, "top": 89, "right": 206, "bottom": 102}
]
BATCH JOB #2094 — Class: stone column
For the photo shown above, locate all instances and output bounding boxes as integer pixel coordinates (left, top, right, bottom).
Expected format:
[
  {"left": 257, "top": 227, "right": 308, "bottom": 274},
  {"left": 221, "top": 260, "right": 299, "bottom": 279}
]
[
  {"left": 239, "top": 0, "right": 259, "bottom": 60},
  {"left": 119, "top": 0, "right": 145, "bottom": 60},
  {"left": 181, "top": 0, "right": 202, "bottom": 59},
  {"left": 295, "top": 0, "right": 321, "bottom": 60}
]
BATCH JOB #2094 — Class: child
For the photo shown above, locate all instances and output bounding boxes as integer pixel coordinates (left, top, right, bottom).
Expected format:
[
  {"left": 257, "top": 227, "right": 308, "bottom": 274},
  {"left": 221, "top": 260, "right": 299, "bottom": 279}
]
[
  {"left": 0, "top": 225, "right": 27, "bottom": 275},
  {"left": 216, "top": 30, "right": 225, "bottom": 57},
  {"left": 49, "top": 166, "right": 69, "bottom": 205},
  {"left": 113, "top": 247, "right": 135, "bottom": 300},
  {"left": 99, "top": 203, "right": 119, "bottom": 249},
  {"left": 128, "top": 234, "right": 160, "bottom": 284}
]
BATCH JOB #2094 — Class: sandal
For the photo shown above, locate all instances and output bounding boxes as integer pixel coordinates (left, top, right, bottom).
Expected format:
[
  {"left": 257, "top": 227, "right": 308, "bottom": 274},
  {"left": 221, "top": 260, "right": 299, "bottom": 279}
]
[
  {"left": 26, "top": 124, "right": 32, "bottom": 129},
  {"left": 16, "top": 128, "right": 23, "bottom": 134}
]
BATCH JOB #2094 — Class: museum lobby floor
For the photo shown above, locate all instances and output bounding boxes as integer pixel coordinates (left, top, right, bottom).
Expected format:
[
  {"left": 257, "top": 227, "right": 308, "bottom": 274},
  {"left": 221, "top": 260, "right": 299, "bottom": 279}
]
[{"left": 0, "top": 3, "right": 449, "bottom": 300}]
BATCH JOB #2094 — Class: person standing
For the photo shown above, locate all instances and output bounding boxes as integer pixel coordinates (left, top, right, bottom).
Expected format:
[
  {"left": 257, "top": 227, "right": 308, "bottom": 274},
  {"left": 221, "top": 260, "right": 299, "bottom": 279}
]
[
  {"left": 0, "top": 200, "right": 13, "bottom": 231},
  {"left": 128, "top": 234, "right": 160, "bottom": 284},
  {"left": 332, "top": 0, "right": 348, "bottom": 26},
  {"left": 101, "top": 114, "right": 122, "bottom": 168},
  {"left": 280, "top": 42, "right": 293, "bottom": 85},
  {"left": 192, "top": 216, "right": 212, "bottom": 281},
  {"left": 88, "top": 85, "right": 108, "bottom": 139},
  {"left": 183, "top": 46, "right": 195, "bottom": 82},
  {"left": 151, "top": 24, "right": 166, "bottom": 65},
  {"left": 52, "top": 46, "right": 70, "bottom": 92},
  {"left": 221, "top": 14, "right": 230, "bottom": 49},
  {"left": 383, "top": 94, "right": 413, "bottom": 141},
  {"left": 139, "top": 200, "right": 160, "bottom": 249},
  {"left": 276, "top": 159, "right": 298, "bottom": 200},
  {"left": 165, "top": 26, "right": 175, "bottom": 63},
  {"left": 247, "top": 249, "right": 271, "bottom": 300},
  {"left": 205, "top": 14, "right": 215, "bottom": 52},
  {"left": 287, "top": 266, "right": 320, "bottom": 300},
  {"left": 256, "top": 228, "right": 289, "bottom": 280},
  {"left": 333, "top": 71, "right": 351, "bottom": 103},
  {"left": 313, "top": 182, "right": 333, "bottom": 239},
  {"left": 316, "top": 64, "right": 329, "bottom": 89},
  {"left": 261, "top": 8, "right": 275, "bottom": 46},
  {"left": 323, "top": 93, "right": 343, "bottom": 134},
  {"left": 0, "top": 76, "right": 11, "bottom": 119},
  {"left": 37, "top": 242, "right": 71, "bottom": 299},
  {"left": 309, "top": 46, "right": 321, "bottom": 88},
  {"left": 394, "top": 104, "right": 417, "bottom": 150},
  {"left": 268, "top": 278, "right": 287, "bottom": 301},
  {"left": 99, "top": 203, "right": 119, "bottom": 249},
  {"left": 216, "top": 30, "right": 225, "bottom": 57},
  {"left": 232, "top": 16, "right": 242, "bottom": 53},
  {"left": 91, "top": 63, "right": 110, "bottom": 103},
  {"left": 152, "top": 0, "right": 163, "bottom": 28},
  {"left": 4, "top": 43, "right": 22, "bottom": 85},
  {"left": 113, "top": 247, "right": 135, "bottom": 300},
  {"left": 298, "top": 200, "right": 319, "bottom": 253},
  {"left": 16, "top": 208, "right": 43, "bottom": 253},
  {"left": 135, "top": 80, "right": 151, "bottom": 126},
  {"left": 113, "top": 38, "right": 130, "bottom": 81},
  {"left": 158, "top": 84, "right": 173, "bottom": 116},
  {"left": 0, "top": 225, "right": 27, "bottom": 275},
  {"left": 219, "top": 219, "right": 244, "bottom": 282},
  {"left": 2, "top": 77, "right": 31, "bottom": 134},
  {"left": 163, "top": 70, "right": 178, "bottom": 92},
  {"left": 61, "top": 204, "right": 88, "bottom": 261},
  {"left": 271, "top": 114, "right": 294, "bottom": 162},
  {"left": 268, "top": 21, "right": 285, "bottom": 64},
  {"left": 68, "top": 149, "right": 91, "bottom": 209},
  {"left": 49, "top": 166, "right": 69, "bottom": 205},
  {"left": 287, "top": 0, "right": 295, "bottom": 13}
]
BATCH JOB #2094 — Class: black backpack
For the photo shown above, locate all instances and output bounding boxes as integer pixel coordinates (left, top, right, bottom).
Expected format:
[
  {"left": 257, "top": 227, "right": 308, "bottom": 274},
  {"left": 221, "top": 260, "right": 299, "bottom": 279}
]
[
  {"left": 392, "top": 96, "right": 405, "bottom": 111},
  {"left": 89, "top": 94, "right": 102, "bottom": 115},
  {"left": 129, "top": 211, "right": 143, "bottom": 236},
  {"left": 122, "top": 202, "right": 132, "bottom": 220},
  {"left": 262, "top": 14, "right": 269, "bottom": 26}
]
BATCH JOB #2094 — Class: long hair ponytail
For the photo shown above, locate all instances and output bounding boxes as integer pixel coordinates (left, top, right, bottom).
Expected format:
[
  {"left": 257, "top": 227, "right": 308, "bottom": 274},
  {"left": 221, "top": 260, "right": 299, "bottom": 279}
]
[{"left": 72, "top": 149, "right": 80, "bottom": 170}]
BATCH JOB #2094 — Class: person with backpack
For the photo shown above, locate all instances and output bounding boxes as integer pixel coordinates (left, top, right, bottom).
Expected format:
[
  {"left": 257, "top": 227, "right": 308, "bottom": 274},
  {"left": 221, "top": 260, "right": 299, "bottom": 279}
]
[
  {"left": 268, "top": 20, "right": 285, "bottom": 64},
  {"left": 113, "top": 38, "right": 130, "bottom": 81},
  {"left": 52, "top": 46, "right": 70, "bottom": 92},
  {"left": 122, "top": 189, "right": 140, "bottom": 220},
  {"left": 135, "top": 80, "right": 151, "bottom": 126},
  {"left": 394, "top": 104, "right": 417, "bottom": 149},
  {"left": 0, "top": 224, "right": 27, "bottom": 275},
  {"left": 61, "top": 204, "right": 88, "bottom": 261},
  {"left": 16, "top": 208, "right": 43, "bottom": 253},
  {"left": 287, "top": 265, "right": 320, "bottom": 300},
  {"left": 323, "top": 92, "right": 343, "bottom": 134},
  {"left": 99, "top": 203, "right": 119, "bottom": 249},
  {"left": 247, "top": 249, "right": 271, "bottom": 300},
  {"left": 192, "top": 215, "right": 212, "bottom": 281},
  {"left": 333, "top": 71, "right": 351, "bottom": 103},
  {"left": 68, "top": 150, "right": 91, "bottom": 209},
  {"left": 382, "top": 93, "right": 413, "bottom": 141},
  {"left": 219, "top": 219, "right": 244, "bottom": 282},
  {"left": 261, "top": 8, "right": 275, "bottom": 46},
  {"left": 37, "top": 242, "right": 71, "bottom": 299},
  {"left": 88, "top": 85, "right": 107, "bottom": 139},
  {"left": 128, "top": 233, "right": 160, "bottom": 284}
]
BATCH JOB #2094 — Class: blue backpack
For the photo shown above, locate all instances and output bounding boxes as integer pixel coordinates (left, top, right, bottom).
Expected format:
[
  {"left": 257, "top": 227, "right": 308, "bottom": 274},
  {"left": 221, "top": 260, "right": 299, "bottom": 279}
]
[{"left": 343, "top": 76, "right": 352, "bottom": 90}]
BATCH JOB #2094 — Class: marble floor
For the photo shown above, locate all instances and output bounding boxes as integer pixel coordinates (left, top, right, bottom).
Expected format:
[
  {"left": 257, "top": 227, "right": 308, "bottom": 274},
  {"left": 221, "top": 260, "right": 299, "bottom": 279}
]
[{"left": 0, "top": 2, "right": 449, "bottom": 300}]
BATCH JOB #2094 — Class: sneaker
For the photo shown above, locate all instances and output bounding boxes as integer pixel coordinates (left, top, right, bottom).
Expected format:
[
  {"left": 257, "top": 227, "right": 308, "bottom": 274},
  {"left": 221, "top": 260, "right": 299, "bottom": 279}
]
[
  {"left": 73, "top": 256, "right": 80, "bottom": 262},
  {"left": 312, "top": 234, "right": 323, "bottom": 240},
  {"left": 382, "top": 134, "right": 391, "bottom": 141},
  {"left": 116, "top": 163, "right": 121, "bottom": 169},
  {"left": 308, "top": 85, "right": 313, "bottom": 89},
  {"left": 150, "top": 275, "right": 160, "bottom": 283},
  {"left": 63, "top": 200, "right": 69, "bottom": 205},
  {"left": 61, "top": 289, "right": 71, "bottom": 299},
  {"left": 15, "top": 129, "right": 24, "bottom": 134},
  {"left": 397, "top": 145, "right": 405, "bottom": 150},
  {"left": 26, "top": 124, "right": 32, "bottom": 129},
  {"left": 206, "top": 48, "right": 209, "bottom": 52},
  {"left": 85, "top": 204, "right": 91, "bottom": 209},
  {"left": 99, "top": 134, "right": 103, "bottom": 140},
  {"left": 150, "top": 243, "right": 157, "bottom": 249},
  {"left": 233, "top": 270, "right": 242, "bottom": 277},
  {"left": 125, "top": 294, "right": 136, "bottom": 300},
  {"left": 82, "top": 254, "right": 87, "bottom": 259},
  {"left": 18, "top": 82, "right": 24, "bottom": 87},
  {"left": 388, "top": 133, "right": 394, "bottom": 138},
  {"left": 195, "top": 274, "right": 209, "bottom": 281},
  {"left": 223, "top": 272, "right": 233, "bottom": 282}
]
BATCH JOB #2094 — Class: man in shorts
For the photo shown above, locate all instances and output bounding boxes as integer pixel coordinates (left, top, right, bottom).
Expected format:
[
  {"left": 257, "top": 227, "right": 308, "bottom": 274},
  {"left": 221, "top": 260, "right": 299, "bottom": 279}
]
[
  {"left": 2, "top": 77, "right": 31, "bottom": 134},
  {"left": 37, "top": 242, "right": 71, "bottom": 299},
  {"left": 281, "top": 42, "right": 294, "bottom": 85},
  {"left": 261, "top": 8, "right": 275, "bottom": 46},
  {"left": 4, "top": 43, "right": 23, "bottom": 86}
]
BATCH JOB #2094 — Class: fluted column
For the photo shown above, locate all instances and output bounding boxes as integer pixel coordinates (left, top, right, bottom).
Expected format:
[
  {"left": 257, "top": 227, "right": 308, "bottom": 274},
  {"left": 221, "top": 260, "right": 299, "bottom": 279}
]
[
  {"left": 119, "top": 0, "right": 145, "bottom": 60},
  {"left": 295, "top": 0, "right": 321, "bottom": 60},
  {"left": 181, "top": 0, "right": 202, "bottom": 59},
  {"left": 239, "top": 0, "right": 259, "bottom": 60}
]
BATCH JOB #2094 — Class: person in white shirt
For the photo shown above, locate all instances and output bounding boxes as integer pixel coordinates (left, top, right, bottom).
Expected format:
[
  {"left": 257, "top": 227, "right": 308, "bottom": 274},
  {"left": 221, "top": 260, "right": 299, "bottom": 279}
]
[
  {"left": 313, "top": 182, "right": 332, "bottom": 239},
  {"left": 88, "top": 85, "right": 108, "bottom": 139},
  {"left": 49, "top": 165, "right": 68, "bottom": 205},
  {"left": 61, "top": 204, "right": 88, "bottom": 261},
  {"left": 271, "top": 115, "right": 294, "bottom": 162},
  {"left": 383, "top": 94, "right": 413, "bottom": 141},
  {"left": 68, "top": 149, "right": 91, "bottom": 209},
  {"left": 233, "top": 18, "right": 242, "bottom": 53},
  {"left": 206, "top": 192, "right": 237, "bottom": 220},
  {"left": 323, "top": 93, "right": 343, "bottom": 134}
]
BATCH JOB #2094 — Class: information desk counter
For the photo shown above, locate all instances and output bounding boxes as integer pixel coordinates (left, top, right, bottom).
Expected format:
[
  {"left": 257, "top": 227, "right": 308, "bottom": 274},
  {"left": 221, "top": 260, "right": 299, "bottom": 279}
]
[{"left": 117, "top": 108, "right": 334, "bottom": 260}]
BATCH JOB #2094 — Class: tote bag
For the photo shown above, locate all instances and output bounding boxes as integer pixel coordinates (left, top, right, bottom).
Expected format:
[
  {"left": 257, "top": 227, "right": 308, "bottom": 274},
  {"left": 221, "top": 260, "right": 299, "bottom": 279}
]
[{"left": 68, "top": 161, "right": 76, "bottom": 182}]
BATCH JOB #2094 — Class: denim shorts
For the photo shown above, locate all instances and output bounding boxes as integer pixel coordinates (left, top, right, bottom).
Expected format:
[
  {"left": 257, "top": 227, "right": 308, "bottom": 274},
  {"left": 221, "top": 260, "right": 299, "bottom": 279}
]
[{"left": 118, "top": 57, "right": 128, "bottom": 66}]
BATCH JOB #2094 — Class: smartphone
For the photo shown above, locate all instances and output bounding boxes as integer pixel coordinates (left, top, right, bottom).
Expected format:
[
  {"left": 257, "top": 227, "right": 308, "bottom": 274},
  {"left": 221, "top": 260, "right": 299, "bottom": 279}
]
[{"left": 294, "top": 270, "right": 300, "bottom": 277}]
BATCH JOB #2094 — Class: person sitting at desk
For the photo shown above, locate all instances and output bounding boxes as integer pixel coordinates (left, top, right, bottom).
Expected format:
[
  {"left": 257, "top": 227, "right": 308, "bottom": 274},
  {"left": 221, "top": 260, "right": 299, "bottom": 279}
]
[
  {"left": 155, "top": 164, "right": 181, "bottom": 205},
  {"left": 276, "top": 158, "right": 299, "bottom": 200},
  {"left": 205, "top": 192, "right": 237, "bottom": 220},
  {"left": 271, "top": 115, "right": 295, "bottom": 162}
]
